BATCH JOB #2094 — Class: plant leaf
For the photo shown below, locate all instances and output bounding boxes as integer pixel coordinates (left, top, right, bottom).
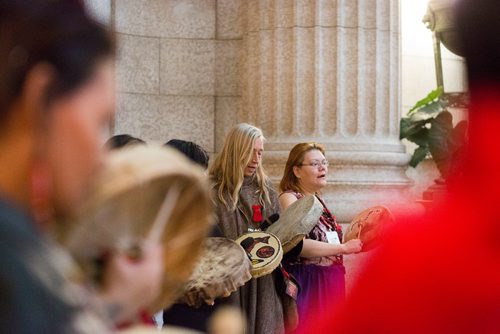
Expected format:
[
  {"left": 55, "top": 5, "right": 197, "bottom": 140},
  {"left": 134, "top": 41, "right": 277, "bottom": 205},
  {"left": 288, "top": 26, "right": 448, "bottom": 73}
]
[
  {"left": 408, "top": 109, "right": 440, "bottom": 124},
  {"left": 406, "top": 128, "right": 430, "bottom": 146},
  {"left": 409, "top": 146, "right": 430, "bottom": 167},
  {"left": 418, "top": 100, "right": 443, "bottom": 115},
  {"left": 428, "top": 111, "right": 454, "bottom": 177},
  {"left": 407, "top": 86, "right": 444, "bottom": 114},
  {"left": 400, "top": 117, "right": 429, "bottom": 140}
]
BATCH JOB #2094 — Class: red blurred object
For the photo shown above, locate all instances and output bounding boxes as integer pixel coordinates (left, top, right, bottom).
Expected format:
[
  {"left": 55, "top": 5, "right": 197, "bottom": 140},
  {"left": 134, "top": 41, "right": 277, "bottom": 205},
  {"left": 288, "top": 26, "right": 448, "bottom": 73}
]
[{"left": 298, "top": 91, "right": 500, "bottom": 334}]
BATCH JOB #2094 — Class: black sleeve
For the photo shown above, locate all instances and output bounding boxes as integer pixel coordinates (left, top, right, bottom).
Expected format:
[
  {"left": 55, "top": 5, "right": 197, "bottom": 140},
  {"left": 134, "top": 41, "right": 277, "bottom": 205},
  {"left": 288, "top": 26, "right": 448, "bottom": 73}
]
[{"left": 283, "top": 239, "right": 303, "bottom": 263}]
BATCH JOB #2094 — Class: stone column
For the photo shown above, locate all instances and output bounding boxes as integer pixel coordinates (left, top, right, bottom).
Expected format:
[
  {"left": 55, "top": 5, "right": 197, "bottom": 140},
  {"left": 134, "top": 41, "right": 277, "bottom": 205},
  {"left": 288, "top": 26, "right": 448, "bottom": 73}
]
[{"left": 236, "top": 0, "right": 412, "bottom": 222}]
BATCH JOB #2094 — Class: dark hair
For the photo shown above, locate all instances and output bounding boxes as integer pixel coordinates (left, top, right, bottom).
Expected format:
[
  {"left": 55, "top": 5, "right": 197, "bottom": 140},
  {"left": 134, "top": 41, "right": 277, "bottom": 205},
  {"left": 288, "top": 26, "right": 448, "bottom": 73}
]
[
  {"left": 0, "top": 0, "right": 114, "bottom": 122},
  {"left": 455, "top": 0, "right": 500, "bottom": 87},
  {"left": 165, "top": 139, "right": 209, "bottom": 169},
  {"left": 105, "top": 134, "right": 146, "bottom": 150}
]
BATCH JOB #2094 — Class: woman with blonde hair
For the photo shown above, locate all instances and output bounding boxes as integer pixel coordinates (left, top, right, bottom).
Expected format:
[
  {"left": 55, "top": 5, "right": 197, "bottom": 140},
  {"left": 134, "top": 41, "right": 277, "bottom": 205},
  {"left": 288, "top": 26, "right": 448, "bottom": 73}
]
[
  {"left": 279, "top": 142, "right": 362, "bottom": 329},
  {"left": 209, "top": 123, "right": 285, "bottom": 334}
]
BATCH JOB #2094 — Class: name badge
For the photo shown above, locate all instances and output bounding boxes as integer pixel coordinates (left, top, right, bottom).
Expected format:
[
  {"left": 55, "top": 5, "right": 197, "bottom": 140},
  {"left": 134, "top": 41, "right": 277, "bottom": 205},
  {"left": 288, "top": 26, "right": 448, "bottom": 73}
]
[{"left": 326, "top": 231, "right": 341, "bottom": 245}]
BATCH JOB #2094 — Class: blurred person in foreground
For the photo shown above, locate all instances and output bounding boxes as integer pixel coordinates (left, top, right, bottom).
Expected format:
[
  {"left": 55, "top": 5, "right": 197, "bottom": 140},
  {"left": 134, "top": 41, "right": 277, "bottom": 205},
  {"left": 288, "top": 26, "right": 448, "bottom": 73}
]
[
  {"left": 302, "top": 0, "right": 500, "bottom": 333},
  {"left": 0, "top": 1, "right": 163, "bottom": 332},
  {"left": 207, "top": 306, "right": 246, "bottom": 334}
]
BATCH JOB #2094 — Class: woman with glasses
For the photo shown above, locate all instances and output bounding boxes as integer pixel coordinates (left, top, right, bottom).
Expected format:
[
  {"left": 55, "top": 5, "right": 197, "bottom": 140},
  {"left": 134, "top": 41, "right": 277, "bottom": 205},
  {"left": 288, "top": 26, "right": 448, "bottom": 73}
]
[{"left": 278, "top": 142, "right": 362, "bottom": 330}]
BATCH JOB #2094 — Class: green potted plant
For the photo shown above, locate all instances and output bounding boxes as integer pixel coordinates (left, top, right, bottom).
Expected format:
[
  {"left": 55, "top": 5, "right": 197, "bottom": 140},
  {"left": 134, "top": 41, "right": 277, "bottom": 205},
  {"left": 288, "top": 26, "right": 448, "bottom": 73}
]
[{"left": 400, "top": 87, "right": 468, "bottom": 204}]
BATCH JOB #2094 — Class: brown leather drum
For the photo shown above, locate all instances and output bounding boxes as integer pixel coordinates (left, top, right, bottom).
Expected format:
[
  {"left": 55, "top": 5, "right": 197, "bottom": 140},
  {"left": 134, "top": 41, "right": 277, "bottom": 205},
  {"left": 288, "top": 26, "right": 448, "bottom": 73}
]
[
  {"left": 266, "top": 195, "right": 323, "bottom": 253},
  {"left": 61, "top": 145, "right": 213, "bottom": 312},
  {"left": 343, "top": 205, "right": 395, "bottom": 251},
  {"left": 178, "top": 237, "right": 252, "bottom": 307}
]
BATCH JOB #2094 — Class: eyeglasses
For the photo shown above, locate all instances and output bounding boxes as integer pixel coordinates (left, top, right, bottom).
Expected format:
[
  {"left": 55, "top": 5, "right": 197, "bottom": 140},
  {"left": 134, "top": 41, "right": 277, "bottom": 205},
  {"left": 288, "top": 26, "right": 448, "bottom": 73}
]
[{"left": 298, "top": 160, "right": 329, "bottom": 168}]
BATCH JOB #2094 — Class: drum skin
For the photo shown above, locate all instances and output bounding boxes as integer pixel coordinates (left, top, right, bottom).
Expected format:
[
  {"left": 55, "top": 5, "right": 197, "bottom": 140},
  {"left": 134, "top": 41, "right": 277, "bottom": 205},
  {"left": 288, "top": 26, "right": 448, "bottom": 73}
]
[
  {"left": 267, "top": 195, "right": 323, "bottom": 253},
  {"left": 179, "top": 237, "right": 252, "bottom": 307},
  {"left": 343, "top": 206, "right": 395, "bottom": 251},
  {"left": 235, "top": 231, "right": 283, "bottom": 278},
  {"left": 61, "top": 145, "right": 213, "bottom": 312}
]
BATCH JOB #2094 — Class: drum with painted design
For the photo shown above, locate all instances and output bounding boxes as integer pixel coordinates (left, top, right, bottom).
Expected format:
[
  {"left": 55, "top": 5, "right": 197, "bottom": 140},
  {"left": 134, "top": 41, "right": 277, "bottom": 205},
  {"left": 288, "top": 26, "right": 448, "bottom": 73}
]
[{"left": 235, "top": 231, "right": 283, "bottom": 278}]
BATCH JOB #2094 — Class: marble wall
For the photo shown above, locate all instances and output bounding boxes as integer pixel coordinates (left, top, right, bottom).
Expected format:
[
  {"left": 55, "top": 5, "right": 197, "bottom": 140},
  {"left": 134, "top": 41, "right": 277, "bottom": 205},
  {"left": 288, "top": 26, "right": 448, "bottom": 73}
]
[
  {"left": 86, "top": 1, "right": 435, "bottom": 222},
  {"left": 84, "top": 0, "right": 246, "bottom": 157},
  {"left": 92, "top": 0, "right": 217, "bottom": 152}
]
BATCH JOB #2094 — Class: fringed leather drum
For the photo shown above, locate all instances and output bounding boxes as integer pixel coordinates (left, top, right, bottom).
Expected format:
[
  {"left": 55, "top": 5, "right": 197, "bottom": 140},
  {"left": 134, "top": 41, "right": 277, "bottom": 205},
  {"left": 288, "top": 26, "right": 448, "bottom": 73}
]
[
  {"left": 179, "top": 237, "right": 252, "bottom": 307},
  {"left": 266, "top": 195, "right": 323, "bottom": 253},
  {"left": 343, "top": 205, "right": 395, "bottom": 251},
  {"left": 61, "top": 145, "right": 213, "bottom": 312},
  {"left": 235, "top": 231, "right": 283, "bottom": 278}
]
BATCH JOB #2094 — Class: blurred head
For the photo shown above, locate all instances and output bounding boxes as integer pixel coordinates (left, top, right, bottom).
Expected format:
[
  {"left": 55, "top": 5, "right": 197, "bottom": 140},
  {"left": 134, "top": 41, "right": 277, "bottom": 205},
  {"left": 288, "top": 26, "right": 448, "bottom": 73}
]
[
  {"left": 209, "top": 123, "right": 270, "bottom": 210},
  {"left": 105, "top": 134, "right": 145, "bottom": 150},
  {"left": 165, "top": 139, "right": 209, "bottom": 169},
  {"left": 455, "top": 0, "right": 500, "bottom": 93},
  {"left": 207, "top": 306, "right": 246, "bottom": 334},
  {"left": 454, "top": 0, "right": 500, "bottom": 198},
  {"left": 280, "top": 142, "right": 328, "bottom": 194},
  {"left": 0, "top": 0, "right": 115, "bottom": 220}
]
